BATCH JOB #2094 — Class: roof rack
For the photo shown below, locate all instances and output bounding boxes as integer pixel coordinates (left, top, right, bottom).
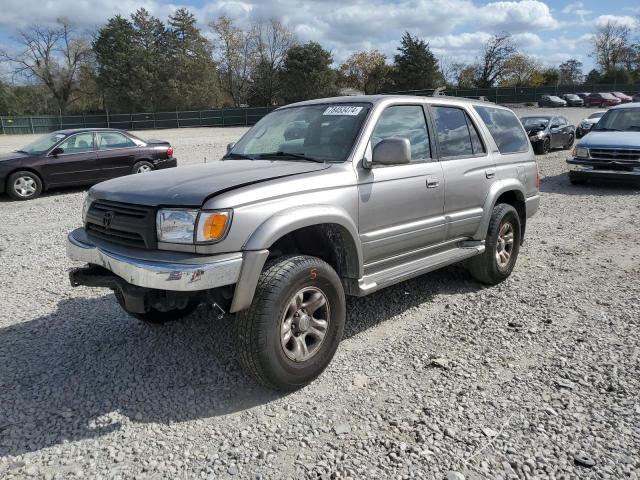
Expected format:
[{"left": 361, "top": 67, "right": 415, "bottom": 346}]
[{"left": 385, "top": 87, "right": 447, "bottom": 97}]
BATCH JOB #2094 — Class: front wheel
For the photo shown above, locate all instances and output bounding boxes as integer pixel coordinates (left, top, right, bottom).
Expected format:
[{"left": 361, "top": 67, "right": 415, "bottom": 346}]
[
  {"left": 468, "top": 204, "right": 521, "bottom": 285},
  {"left": 7, "top": 171, "right": 43, "bottom": 200},
  {"left": 235, "top": 255, "right": 346, "bottom": 391},
  {"left": 533, "top": 137, "right": 550, "bottom": 155},
  {"left": 563, "top": 133, "right": 575, "bottom": 150}
]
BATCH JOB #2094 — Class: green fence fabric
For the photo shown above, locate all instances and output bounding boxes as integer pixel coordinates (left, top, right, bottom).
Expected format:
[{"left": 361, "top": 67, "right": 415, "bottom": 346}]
[{"left": 0, "top": 106, "right": 278, "bottom": 135}]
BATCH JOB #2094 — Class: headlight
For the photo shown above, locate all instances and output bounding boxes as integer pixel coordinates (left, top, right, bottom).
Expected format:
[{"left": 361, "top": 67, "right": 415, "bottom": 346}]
[
  {"left": 579, "top": 121, "right": 589, "bottom": 128},
  {"left": 82, "top": 194, "right": 93, "bottom": 223},
  {"left": 573, "top": 147, "right": 589, "bottom": 158},
  {"left": 157, "top": 209, "right": 198, "bottom": 244},
  {"left": 530, "top": 131, "right": 544, "bottom": 139},
  {"left": 156, "top": 209, "right": 232, "bottom": 244}
]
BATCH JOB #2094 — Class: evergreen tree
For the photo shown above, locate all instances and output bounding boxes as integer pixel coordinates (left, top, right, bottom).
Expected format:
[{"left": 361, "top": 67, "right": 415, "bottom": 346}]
[
  {"left": 393, "top": 32, "right": 443, "bottom": 90},
  {"left": 280, "top": 42, "right": 337, "bottom": 103}
]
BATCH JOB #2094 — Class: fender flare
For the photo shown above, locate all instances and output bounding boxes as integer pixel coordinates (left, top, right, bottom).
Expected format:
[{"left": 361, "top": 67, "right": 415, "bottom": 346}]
[
  {"left": 244, "top": 204, "right": 363, "bottom": 278},
  {"left": 474, "top": 179, "right": 526, "bottom": 240}
]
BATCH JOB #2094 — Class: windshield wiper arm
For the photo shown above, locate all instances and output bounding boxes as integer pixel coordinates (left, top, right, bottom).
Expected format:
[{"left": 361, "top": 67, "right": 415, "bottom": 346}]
[
  {"left": 256, "top": 151, "right": 325, "bottom": 163},
  {"left": 222, "top": 152, "right": 256, "bottom": 160}
]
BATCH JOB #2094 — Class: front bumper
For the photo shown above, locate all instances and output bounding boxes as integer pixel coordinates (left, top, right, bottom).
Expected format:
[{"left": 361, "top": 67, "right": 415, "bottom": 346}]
[
  {"left": 566, "top": 159, "right": 640, "bottom": 180},
  {"left": 67, "top": 228, "right": 243, "bottom": 291}
]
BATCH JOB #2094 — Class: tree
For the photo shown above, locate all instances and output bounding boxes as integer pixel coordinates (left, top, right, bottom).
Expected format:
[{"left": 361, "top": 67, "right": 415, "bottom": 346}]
[
  {"left": 449, "top": 63, "right": 476, "bottom": 89},
  {"left": 500, "top": 54, "right": 543, "bottom": 86},
  {"left": 167, "top": 9, "right": 219, "bottom": 110},
  {"left": 0, "top": 18, "right": 92, "bottom": 112},
  {"left": 592, "top": 20, "right": 631, "bottom": 75},
  {"left": 250, "top": 18, "right": 296, "bottom": 105},
  {"left": 280, "top": 42, "right": 337, "bottom": 103},
  {"left": 541, "top": 67, "right": 560, "bottom": 86},
  {"left": 338, "top": 50, "right": 390, "bottom": 94},
  {"left": 558, "top": 59, "right": 583, "bottom": 85},
  {"left": 211, "top": 16, "right": 256, "bottom": 107},
  {"left": 393, "top": 32, "right": 442, "bottom": 90},
  {"left": 584, "top": 68, "right": 602, "bottom": 84},
  {"left": 474, "top": 33, "right": 517, "bottom": 87}
]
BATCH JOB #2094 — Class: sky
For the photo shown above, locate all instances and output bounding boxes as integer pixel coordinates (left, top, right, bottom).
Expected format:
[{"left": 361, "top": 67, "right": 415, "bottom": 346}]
[{"left": 0, "top": 0, "right": 639, "bottom": 76}]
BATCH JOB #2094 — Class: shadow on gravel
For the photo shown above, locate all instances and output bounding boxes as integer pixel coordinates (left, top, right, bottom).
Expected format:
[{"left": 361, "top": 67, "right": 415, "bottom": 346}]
[
  {"left": 540, "top": 173, "right": 640, "bottom": 196},
  {"left": 0, "top": 265, "right": 480, "bottom": 457}
]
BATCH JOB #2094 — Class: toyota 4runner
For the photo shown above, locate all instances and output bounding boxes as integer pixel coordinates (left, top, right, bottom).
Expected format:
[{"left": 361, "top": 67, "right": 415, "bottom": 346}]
[{"left": 67, "top": 95, "right": 540, "bottom": 391}]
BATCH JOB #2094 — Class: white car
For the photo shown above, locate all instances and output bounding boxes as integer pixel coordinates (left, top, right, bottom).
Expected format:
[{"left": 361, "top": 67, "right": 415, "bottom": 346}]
[{"left": 576, "top": 111, "right": 605, "bottom": 138}]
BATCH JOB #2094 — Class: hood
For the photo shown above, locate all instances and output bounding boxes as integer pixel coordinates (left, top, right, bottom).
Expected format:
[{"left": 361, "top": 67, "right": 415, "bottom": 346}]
[
  {"left": 577, "top": 131, "right": 640, "bottom": 149},
  {"left": 0, "top": 151, "right": 29, "bottom": 162},
  {"left": 90, "top": 159, "right": 331, "bottom": 207}
]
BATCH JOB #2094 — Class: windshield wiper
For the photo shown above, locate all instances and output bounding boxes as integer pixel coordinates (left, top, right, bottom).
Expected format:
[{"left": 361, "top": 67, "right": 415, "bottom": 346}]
[
  {"left": 255, "top": 151, "right": 325, "bottom": 163},
  {"left": 222, "top": 152, "right": 256, "bottom": 160}
]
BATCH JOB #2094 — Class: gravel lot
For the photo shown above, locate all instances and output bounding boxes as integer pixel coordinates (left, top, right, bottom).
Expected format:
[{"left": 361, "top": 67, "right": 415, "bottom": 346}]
[{"left": 1, "top": 107, "right": 639, "bottom": 479}]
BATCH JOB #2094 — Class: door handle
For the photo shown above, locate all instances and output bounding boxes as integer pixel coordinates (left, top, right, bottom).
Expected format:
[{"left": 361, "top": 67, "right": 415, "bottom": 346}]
[
  {"left": 485, "top": 169, "right": 496, "bottom": 179},
  {"left": 426, "top": 176, "right": 440, "bottom": 188}
]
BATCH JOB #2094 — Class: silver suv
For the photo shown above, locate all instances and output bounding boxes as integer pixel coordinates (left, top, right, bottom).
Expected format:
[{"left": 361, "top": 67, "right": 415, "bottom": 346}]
[{"left": 67, "top": 95, "right": 540, "bottom": 391}]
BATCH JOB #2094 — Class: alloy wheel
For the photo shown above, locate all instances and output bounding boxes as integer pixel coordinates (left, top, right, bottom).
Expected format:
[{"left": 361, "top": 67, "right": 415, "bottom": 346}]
[
  {"left": 495, "top": 222, "right": 515, "bottom": 269},
  {"left": 13, "top": 176, "right": 37, "bottom": 198},
  {"left": 280, "top": 287, "right": 330, "bottom": 362}
]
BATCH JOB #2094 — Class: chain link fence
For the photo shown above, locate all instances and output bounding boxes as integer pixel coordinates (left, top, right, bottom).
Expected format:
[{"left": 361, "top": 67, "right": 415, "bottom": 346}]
[
  {"left": 2, "top": 83, "right": 639, "bottom": 135},
  {"left": 0, "top": 106, "right": 277, "bottom": 135}
]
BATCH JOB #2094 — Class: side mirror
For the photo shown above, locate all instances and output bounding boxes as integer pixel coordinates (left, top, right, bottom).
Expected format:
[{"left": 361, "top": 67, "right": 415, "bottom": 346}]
[
  {"left": 372, "top": 138, "right": 411, "bottom": 166},
  {"left": 226, "top": 142, "right": 235, "bottom": 153},
  {"left": 50, "top": 147, "right": 64, "bottom": 156}
]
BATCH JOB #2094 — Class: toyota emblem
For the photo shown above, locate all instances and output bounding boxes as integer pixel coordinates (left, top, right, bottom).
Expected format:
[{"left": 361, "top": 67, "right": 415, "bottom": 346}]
[{"left": 103, "top": 211, "right": 114, "bottom": 229}]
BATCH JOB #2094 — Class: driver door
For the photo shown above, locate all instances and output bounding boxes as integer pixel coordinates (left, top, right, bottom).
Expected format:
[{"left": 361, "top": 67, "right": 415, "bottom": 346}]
[
  {"left": 43, "top": 132, "right": 97, "bottom": 186},
  {"left": 357, "top": 104, "right": 445, "bottom": 270}
]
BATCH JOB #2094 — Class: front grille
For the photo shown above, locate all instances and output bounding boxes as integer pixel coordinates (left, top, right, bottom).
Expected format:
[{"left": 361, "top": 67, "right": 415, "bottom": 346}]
[
  {"left": 589, "top": 148, "right": 640, "bottom": 162},
  {"left": 86, "top": 199, "right": 157, "bottom": 249}
]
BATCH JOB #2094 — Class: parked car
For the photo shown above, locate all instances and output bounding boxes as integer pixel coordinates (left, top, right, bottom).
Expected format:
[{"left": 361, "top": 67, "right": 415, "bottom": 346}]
[
  {"left": 567, "top": 103, "right": 640, "bottom": 184},
  {"left": 67, "top": 95, "right": 540, "bottom": 391},
  {"left": 561, "top": 94, "right": 584, "bottom": 106},
  {"left": 538, "top": 95, "right": 567, "bottom": 107},
  {"left": 521, "top": 115, "right": 575, "bottom": 154},
  {"left": 584, "top": 93, "right": 621, "bottom": 107},
  {"left": 576, "top": 92, "right": 591, "bottom": 101},
  {"left": 633, "top": 93, "right": 640, "bottom": 103},
  {"left": 612, "top": 92, "right": 633, "bottom": 103},
  {"left": 576, "top": 111, "right": 605, "bottom": 138},
  {"left": 0, "top": 128, "right": 176, "bottom": 200}
]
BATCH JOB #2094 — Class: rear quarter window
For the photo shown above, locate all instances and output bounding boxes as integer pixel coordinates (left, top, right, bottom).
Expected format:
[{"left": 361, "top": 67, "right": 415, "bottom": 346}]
[{"left": 473, "top": 106, "right": 530, "bottom": 154}]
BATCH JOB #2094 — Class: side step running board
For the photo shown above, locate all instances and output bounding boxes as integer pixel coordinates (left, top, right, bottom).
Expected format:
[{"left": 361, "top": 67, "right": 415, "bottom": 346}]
[{"left": 356, "top": 245, "right": 485, "bottom": 296}]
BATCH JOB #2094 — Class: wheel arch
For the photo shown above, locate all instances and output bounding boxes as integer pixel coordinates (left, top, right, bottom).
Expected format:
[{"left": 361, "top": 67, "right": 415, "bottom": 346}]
[
  {"left": 474, "top": 181, "right": 527, "bottom": 241},
  {"left": 6, "top": 167, "right": 46, "bottom": 191}
]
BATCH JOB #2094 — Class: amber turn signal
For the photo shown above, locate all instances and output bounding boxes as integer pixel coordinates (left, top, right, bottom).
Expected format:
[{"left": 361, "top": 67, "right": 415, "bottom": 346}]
[{"left": 200, "top": 211, "right": 230, "bottom": 241}]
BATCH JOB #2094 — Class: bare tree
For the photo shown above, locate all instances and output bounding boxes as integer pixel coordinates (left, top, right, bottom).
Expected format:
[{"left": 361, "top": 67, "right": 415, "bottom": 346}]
[
  {"left": 474, "top": 33, "right": 517, "bottom": 87},
  {"left": 251, "top": 18, "right": 296, "bottom": 105},
  {"left": 500, "top": 54, "right": 543, "bottom": 86},
  {"left": 592, "top": 20, "right": 631, "bottom": 74},
  {"left": 338, "top": 50, "right": 388, "bottom": 94},
  {"left": 0, "top": 18, "right": 92, "bottom": 112},
  {"left": 211, "top": 16, "right": 256, "bottom": 107},
  {"left": 558, "top": 59, "right": 583, "bottom": 85}
]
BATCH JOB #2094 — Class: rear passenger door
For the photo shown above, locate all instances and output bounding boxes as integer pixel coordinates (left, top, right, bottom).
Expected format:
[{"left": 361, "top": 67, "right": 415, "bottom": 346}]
[
  {"left": 94, "top": 131, "right": 139, "bottom": 180},
  {"left": 429, "top": 105, "right": 495, "bottom": 239}
]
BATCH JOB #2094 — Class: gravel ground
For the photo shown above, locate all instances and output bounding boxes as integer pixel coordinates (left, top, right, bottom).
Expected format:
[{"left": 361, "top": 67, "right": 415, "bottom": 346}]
[{"left": 1, "top": 108, "right": 639, "bottom": 480}]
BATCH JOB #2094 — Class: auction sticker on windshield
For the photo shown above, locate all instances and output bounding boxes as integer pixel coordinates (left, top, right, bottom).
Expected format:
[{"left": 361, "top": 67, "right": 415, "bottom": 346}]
[{"left": 323, "top": 106, "right": 363, "bottom": 116}]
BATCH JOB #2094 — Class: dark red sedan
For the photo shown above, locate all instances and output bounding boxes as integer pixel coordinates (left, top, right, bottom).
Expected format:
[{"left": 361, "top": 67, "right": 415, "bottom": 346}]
[
  {"left": 584, "top": 93, "right": 622, "bottom": 108},
  {"left": 612, "top": 92, "right": 633, "bottom": 103},
  {"left": 0, "top": 128, "right": 176, "bottom": 200}
]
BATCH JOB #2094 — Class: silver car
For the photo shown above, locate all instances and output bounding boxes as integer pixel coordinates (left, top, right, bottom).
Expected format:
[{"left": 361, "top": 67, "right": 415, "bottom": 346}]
[{"left": 67, "top": 95, "right": 540, "bottom": 390}]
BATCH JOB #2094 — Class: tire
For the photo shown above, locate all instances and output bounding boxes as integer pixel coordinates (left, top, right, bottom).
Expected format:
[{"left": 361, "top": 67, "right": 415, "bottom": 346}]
[
  {"left": 563, "top": 133, "right": 575, "bottom": 150},
  {"left": 235, "top": 255, "right": 346, "bottom": 391},
  {"left": 114, "top": 290, "right": 199, "bottom": 324},
  {"left": 132, "top": 160, "right": 154, "bottom": 174},
  {"left": 468, "top": 204, "right": 521, "bottom": 285},
  {"left": 533, "top": 137, "right": 550, "bottom": 155},
  {"left": 7, "top": 170, "right": 43, "bottom": 200}
]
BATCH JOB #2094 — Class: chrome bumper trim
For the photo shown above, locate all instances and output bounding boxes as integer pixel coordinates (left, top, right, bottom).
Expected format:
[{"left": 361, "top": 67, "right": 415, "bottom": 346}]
[
  {"left": 67, "top": 228, "right": 243, "bottom": 291},
  {"left": 567, "top": 162, "right": 640, "bottom": 175}
]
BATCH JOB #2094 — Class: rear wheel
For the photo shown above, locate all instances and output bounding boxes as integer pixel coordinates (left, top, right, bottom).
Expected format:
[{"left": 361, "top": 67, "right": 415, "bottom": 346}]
[
  {"left": 132, "top": 161, "right": 154, "bottom": 174},
  {"left": 235, "top": 255, "right": 345, "bottom": 391},
  {"left": 469, "top": 204, "right": 521, "bottom": 285},
  {"left": 7, "top": 171, "right": 43, "bottom": 200},
  {"left": 563, "top": 133, "right": 575, "bottom": 149}
]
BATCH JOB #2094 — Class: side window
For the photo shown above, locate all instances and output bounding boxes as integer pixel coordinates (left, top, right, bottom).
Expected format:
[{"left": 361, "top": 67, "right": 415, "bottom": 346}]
[
  {"left": 371, "top": 105, "right": 431, "bottom": 162},
  {"left": 57, "top": 133, "right": 94, "bottom": 154},
  {"left": 432, "top": 106, "right": 484, "bottom": 158},
  {"left": 558, "top": 117, "right": 567, "bottom": 126},
  {"left": 474, "top": 105, "right": 530, "bottom": 154},
  {"left": 97, "top": 132, "right": 136, "bottom": 150}
]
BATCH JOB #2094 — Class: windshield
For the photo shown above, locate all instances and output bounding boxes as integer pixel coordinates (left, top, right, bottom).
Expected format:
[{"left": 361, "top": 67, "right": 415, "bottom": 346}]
[
  {"left": 229, "top": 103, "right": 370, "bottom": 163},
  {"left": 549, "top": 96, "right": 562, "bottom": 101},
  {"left": 17, "top": 132, "right": 66, "bottom": 155},
  {"left": 593, "top": 108, "right": 640, "bottom": 131},
  {"left": 600, "top": 93, "right": 616, "bottom": 99},
  {"left": 565, "top": 94, "right": 579, "bottom": 99},
  {"left": 521, "top": 117, "right": 549, "bottom": 128}
]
